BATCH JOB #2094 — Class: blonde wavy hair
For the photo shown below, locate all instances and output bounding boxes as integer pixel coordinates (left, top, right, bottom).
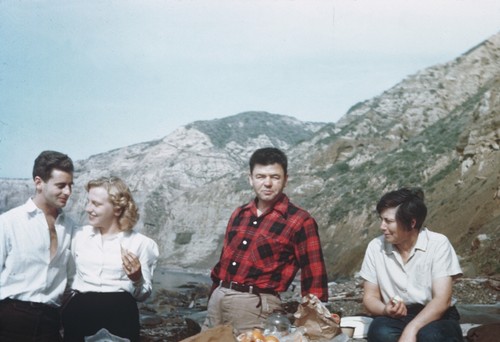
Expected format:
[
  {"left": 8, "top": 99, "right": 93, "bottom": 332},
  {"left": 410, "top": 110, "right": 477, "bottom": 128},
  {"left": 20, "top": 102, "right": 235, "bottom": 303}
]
[{"left": 85, "top": 176, "right": 139, "bottom": 231}]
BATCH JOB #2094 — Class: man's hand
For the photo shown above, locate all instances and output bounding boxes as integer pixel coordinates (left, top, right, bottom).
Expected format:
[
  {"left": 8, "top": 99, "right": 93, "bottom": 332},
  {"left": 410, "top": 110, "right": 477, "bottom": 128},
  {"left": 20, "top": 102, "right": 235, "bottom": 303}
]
[
  {"left": 383, "top": 296, "right": 407, "bottom": 318},
  {"left": 363, "top": 281, "right": 408, "bottom": 318}
]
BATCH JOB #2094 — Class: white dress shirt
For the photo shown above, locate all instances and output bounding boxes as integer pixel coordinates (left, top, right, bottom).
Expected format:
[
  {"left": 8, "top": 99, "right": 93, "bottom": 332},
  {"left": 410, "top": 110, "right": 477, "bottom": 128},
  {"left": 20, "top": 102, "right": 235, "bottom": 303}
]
[
  {"left": 69, "top": 225, "right": 159, "bottom": 302},
  {"left": 0, "top": 198, "right": 75, "bottom": 307},
  {"left": 359, "top": 228, "right": 462, "bottom": 306}
]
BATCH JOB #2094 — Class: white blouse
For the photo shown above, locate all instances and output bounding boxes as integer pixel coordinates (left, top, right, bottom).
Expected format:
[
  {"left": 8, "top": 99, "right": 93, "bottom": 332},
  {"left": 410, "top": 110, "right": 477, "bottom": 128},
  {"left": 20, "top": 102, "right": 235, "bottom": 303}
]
[{"left": 68, "top": 225, "right": 159, "bottom": 302}]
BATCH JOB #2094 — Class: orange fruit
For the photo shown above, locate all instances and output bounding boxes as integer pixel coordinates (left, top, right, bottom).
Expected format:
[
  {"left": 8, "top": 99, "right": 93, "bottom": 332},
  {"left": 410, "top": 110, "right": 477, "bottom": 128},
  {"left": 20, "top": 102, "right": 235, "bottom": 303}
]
[{"left": 252, "top": 329, "right": 265, "bottom": 341}]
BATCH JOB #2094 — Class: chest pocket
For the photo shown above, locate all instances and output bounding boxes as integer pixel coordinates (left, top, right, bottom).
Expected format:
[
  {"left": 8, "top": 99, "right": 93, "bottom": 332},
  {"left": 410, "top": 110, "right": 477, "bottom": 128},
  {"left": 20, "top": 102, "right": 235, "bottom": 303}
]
[
  {"left": 413, "top": 262, "right": 432, "bottom": 289},
  {"left": 249, "top": 232, "right": 293, "bottom": 269}
]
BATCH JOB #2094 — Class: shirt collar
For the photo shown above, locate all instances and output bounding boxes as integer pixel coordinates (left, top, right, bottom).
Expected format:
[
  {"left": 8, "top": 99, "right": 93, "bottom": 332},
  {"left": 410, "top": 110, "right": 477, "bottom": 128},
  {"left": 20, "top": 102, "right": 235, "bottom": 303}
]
[
  {"left": 25, "top": 198, "right": 39, "bottom": 214},
  {"left": 25, "top": 198, "right": 64, "bottom": 218},
  {"left": 243, "top": 193, "right": 289, "bottom": 217},
  {"left": 383, "top": 227, "right": 429, "bottom": 254},
  {"left": 271, "top": 193, "right": 289, "bottom": 217},
  {"left": 89, "top": 226, "right": 124, "bottom": 240},
  {"left": 414, "top": 227, "right": 429, "bottom": 252},
  {"left": 383, "top": 239, "right": 395, "bottom": 254}
]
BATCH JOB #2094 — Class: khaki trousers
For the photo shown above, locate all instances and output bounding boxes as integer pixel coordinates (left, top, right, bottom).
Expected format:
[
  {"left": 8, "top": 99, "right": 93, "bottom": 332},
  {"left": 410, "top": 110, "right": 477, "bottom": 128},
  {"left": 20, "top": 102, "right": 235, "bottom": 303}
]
[{"left": 202, "top": 286, "right": 282, "bottom": 334}]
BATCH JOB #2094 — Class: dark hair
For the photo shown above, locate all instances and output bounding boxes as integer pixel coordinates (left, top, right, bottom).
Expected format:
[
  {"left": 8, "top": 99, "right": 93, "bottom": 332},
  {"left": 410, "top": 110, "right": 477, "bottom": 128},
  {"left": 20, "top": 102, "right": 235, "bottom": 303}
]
[
  {"left": 249, "top": 147, "right": 288, "bottom": 175},
  {"left": 376, "top": 187, "right": 427, "bottom": 231},
  {"left": 32, "top": 150, "right": 74, "bottom": 181}
]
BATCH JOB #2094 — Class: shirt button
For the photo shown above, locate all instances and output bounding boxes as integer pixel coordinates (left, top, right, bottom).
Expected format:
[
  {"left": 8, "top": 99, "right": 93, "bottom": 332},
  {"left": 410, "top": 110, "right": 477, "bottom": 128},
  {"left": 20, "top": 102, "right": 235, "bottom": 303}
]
[
  {"left": 242, "top": 240, "right": 248, "bottom": 245},
  {"left": 232, "top": 261, "right": 237, "bottom": 266},
  {"left": 253, "top": 221, "right": 258, "bottom": 225}
]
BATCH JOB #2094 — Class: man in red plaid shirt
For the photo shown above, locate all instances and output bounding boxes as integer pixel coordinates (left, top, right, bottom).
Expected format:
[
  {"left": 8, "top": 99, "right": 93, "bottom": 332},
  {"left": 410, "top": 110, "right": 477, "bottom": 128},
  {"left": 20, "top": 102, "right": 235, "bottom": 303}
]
[{"left": 202, "top": 147, "right": 328, "bottom": 333}]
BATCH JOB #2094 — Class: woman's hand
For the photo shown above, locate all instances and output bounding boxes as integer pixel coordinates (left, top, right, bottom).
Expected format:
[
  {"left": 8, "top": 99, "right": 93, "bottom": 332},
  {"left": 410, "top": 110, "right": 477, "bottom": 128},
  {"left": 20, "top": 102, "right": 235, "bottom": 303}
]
[{"left": 121, "top": 248, "right": 143, "bottom": 282}]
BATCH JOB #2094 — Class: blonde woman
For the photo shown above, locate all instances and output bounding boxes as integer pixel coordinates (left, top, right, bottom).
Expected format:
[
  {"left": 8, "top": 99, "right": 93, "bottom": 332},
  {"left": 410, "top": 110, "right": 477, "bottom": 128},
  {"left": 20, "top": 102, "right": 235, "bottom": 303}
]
[{"left": 62, "top": 177, "right": 159, "bottom": 342}]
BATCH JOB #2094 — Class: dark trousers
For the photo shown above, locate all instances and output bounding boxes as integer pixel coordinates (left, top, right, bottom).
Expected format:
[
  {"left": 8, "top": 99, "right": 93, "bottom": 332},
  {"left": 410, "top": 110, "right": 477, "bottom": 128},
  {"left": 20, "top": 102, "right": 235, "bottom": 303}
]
[
  {"left": 0, "top": 298, "right": 62, "bottom": 342},
  {"left": 367, "top": 304, "right": 463, "bottom": 342},
  {"left": 61, "top": 292, "right": 140, "bottom": 342}
]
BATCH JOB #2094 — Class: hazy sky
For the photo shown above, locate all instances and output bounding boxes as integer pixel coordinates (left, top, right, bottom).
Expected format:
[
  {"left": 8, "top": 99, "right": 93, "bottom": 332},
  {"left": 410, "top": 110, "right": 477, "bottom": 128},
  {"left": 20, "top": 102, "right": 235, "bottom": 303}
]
[{"left": 1, "top": 0, "right": 499, "bottom": 178}]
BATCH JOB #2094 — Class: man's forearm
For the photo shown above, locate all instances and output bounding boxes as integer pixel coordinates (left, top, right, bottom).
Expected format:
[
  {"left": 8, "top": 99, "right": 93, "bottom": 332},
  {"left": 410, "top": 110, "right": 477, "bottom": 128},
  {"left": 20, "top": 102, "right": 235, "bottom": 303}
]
[
  {"left": 403, "top": 298, "right": 450, "bottom": 334},
  {"left": 363, "top": 295, "right": 386, "bottom": 316}
]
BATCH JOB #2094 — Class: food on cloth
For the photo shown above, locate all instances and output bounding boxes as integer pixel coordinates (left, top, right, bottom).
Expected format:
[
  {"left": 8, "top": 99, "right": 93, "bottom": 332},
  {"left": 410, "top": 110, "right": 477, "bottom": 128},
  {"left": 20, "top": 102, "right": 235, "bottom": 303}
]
[{"left": 236, "top": 329, "right": 280, "bottom": 342}]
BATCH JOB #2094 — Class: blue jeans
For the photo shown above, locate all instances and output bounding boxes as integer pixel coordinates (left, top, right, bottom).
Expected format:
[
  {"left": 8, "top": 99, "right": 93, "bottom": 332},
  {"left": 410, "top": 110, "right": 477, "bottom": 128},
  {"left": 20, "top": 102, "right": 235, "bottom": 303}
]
[{"left": 367, "top": 304, "right": 463, "bottom": 342}]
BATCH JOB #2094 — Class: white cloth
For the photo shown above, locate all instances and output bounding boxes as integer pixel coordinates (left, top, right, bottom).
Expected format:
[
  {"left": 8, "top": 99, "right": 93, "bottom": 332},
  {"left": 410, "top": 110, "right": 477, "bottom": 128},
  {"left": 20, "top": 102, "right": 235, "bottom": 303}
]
[
  {"left": 68, "top": 225, "right": 159, "bottom": 302},
  {"left": 359, "top": 228, "right": 462, "bottom": 306},
  {"left": 0, "top": 198, "right": 75, "bottom": 307}
]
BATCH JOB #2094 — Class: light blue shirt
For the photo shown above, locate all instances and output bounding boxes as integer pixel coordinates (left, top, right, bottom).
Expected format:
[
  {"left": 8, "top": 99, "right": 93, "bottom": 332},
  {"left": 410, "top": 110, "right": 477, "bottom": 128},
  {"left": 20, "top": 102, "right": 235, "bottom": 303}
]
[{"left": 0, "top": 198, "right": 75, "bottom": 307}]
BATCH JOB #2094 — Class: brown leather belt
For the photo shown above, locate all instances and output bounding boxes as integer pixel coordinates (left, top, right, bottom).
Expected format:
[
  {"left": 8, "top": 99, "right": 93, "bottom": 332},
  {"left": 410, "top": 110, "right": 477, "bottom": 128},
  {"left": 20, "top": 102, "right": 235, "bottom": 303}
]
[
  {"left": 218, "top": 280, "right": 278, "bottom": 296},
  {"left": 217, "top": 280, "right": 279, "bottom": 308}
]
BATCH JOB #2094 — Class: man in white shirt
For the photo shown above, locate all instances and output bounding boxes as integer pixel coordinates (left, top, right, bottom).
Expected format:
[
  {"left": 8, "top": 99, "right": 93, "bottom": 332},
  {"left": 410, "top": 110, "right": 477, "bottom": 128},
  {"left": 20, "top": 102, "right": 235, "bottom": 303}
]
[
  {"left": 359, "top": 188, "right": 463, "bottom": 342},
  {"left": 0, "top": 150, "right": 75, "bottom": 342}
]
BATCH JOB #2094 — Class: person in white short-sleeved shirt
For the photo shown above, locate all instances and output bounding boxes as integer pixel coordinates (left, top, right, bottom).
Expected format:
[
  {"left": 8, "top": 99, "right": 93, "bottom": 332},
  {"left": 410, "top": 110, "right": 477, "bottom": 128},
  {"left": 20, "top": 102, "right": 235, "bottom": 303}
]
[
  {"left": 359, "top": 188, "right": 463, "bottom": 342},
  {"left": 62, "top": 176, "right": 159, "bottom": 342}
]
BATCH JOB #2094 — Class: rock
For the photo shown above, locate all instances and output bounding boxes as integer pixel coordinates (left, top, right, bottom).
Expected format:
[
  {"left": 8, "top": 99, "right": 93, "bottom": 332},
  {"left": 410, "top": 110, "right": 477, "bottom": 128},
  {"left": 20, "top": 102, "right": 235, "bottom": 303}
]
[
  {"left": 487, "top": 275, "right": 500, "bottom": 291},
  {"left": 184, "top": 318, "right": 201, "bottom": 336},
  {"left": 140, "top": 314, "right": 163, "bottom": 327}
]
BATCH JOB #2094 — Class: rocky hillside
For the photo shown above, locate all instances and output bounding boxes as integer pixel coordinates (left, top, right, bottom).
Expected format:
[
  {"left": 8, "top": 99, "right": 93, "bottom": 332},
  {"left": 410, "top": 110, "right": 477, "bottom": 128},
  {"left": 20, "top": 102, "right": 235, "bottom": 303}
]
[
  {"left": 290, "top": 31, "right": 500, "bottom": 278},
  {"left": 1, "top": 32, "right": 499, "bottom": 281}
]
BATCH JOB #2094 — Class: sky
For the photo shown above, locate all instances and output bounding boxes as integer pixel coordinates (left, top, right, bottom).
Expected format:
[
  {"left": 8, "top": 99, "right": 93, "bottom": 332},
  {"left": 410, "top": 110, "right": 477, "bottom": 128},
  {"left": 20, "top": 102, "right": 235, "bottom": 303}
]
[{"left": 1, "top": 0, "right": 499, "bottom": 179}]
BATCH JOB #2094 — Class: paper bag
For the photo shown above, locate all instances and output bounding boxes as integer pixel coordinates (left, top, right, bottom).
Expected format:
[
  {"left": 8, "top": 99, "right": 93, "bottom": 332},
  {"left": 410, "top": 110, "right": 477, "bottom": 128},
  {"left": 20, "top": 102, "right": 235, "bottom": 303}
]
[{"left": 293, "top": 294, "right": 341, "bottom": 340}]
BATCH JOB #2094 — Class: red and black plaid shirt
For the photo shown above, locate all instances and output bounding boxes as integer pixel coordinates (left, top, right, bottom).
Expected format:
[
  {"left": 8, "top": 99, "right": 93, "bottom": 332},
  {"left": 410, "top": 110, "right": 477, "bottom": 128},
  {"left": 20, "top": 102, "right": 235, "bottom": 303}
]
[{"left": 211, "top": 193, "right": 328, "bottom": 302}]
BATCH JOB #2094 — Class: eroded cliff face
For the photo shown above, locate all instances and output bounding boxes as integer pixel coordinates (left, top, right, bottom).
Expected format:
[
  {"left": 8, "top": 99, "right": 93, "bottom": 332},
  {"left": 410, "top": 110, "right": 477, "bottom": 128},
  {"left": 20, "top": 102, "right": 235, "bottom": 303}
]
[
  {"left": 1, "top": 33, "right": 499, "bottom": 279},
  {"left": 283, "top": 32, "right": 500, "bottom": 278},
  {"left": 0, "top": 179, "right": 32, "bottom": 210}
]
